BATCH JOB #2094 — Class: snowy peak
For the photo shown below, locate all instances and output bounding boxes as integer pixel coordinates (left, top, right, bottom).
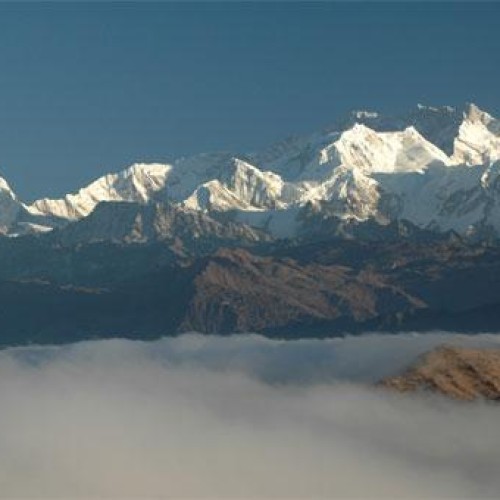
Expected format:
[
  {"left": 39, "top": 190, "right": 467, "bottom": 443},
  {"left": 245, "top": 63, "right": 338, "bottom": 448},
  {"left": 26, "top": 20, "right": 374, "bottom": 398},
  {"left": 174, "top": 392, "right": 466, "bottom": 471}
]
[
  {"left": 0, "top": 175, "right": 22, "bottom": 231},
  {"left": 253, "top": 103, "right": 476, "bottom": 180},
  {"left": 463, "top": 102, "right": 495, "bottom": 125},
  {"left": 452, "top": 104, "right": 500, "bottom": 166},
  {"left": 312, "top": 165, "right": 381, "bottom": 221},
  {"left": 0, "top": 101, "right": 499, "bottom": 243},
  {"left": 404, "top": 104, "right": 463, "bottom": 155},
  {"left": 333, "top": 102, "right": 498, "bottom": 160},
  {"left": 405, "top": 102, "right": 500, "bottom": 165},
  {"left": 162, "top": 152, "right": 249, "bottom": 202},
  {"left": 28, "top": 163, "right": 171, "bottom": 220},
  {"left": 301, "top": 124, "right": 450, "bottom": 180},
  {"left": 218, "top": 159, "right": 285, "bottom": 208},
  {"left": 338, "top": 125, "right": 449, "bottom": 173},
  {"left": 0, "top": 176, "right": 16, "bottom": 198},
  {"left": 182, "top": 158, "right": 289, "bottom": 212},
  {"left": 117, "top": 163, "right": 172, "bottom": 202}
]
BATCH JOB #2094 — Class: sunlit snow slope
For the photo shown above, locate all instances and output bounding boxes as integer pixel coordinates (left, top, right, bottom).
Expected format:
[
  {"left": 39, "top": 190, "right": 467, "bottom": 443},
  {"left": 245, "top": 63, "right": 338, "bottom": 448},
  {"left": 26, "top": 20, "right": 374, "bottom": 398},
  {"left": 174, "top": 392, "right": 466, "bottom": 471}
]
[{"left": 1, "top": 102, "right": 499, "bottom": 240}]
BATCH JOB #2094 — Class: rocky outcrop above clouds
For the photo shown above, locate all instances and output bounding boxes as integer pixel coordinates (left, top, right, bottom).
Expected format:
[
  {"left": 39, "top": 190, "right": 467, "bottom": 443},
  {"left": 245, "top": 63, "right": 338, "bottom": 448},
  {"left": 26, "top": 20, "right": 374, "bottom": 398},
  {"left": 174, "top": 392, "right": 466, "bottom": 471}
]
[{"left": 381, "top": 345, "right": 500, "bottom": 401}]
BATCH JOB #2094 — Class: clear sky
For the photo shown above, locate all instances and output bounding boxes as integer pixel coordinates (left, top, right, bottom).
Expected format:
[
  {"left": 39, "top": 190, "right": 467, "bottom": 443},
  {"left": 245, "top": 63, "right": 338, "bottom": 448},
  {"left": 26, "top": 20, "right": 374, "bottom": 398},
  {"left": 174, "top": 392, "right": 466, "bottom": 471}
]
[{"left": 0, "top": 2, "right": 499, "bottom": 200}]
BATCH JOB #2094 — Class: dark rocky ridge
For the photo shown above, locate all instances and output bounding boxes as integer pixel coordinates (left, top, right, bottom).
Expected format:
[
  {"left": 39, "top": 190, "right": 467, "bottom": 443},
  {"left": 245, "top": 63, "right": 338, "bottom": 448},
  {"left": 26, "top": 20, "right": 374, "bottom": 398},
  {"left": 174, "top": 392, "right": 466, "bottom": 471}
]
[{"left": 1, "top": 226, "right": 500, "bottom": 345}]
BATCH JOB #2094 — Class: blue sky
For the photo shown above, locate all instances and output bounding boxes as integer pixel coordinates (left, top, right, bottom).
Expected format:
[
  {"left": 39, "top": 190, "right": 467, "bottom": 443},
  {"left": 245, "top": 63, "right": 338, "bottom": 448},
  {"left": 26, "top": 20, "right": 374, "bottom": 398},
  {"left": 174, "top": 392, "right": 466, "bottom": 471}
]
[{"left": 0, "top": 2, "right": 499, "bottom": 200}]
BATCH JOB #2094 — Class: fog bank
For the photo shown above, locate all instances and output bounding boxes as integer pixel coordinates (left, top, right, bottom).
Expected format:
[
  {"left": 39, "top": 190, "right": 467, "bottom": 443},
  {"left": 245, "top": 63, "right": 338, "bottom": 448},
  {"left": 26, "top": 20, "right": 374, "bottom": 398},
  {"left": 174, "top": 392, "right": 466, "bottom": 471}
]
[{"left": 0, "top": 331, "right": 499, "bottom": 497}]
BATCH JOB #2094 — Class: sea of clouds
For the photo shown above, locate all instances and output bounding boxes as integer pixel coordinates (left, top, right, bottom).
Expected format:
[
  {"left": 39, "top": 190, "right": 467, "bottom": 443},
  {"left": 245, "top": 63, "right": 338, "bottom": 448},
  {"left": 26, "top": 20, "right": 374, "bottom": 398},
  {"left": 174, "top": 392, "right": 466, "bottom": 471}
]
[{"left": 0, "top": 331, "right": 499, "bottom": 497}]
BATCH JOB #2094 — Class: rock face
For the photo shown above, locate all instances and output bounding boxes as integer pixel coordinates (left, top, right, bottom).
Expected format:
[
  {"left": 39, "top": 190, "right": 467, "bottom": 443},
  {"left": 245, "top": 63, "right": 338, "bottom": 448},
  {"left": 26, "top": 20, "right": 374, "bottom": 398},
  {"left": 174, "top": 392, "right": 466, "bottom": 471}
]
[
  {"left": 179, "top": 248, "right": 424, "bottom": 334},
  {"left": 47, "top": 201, "right": 269, "bottom": 250},
  {"left": 381, "top": 345, "right": 500, "bottom": 401}
]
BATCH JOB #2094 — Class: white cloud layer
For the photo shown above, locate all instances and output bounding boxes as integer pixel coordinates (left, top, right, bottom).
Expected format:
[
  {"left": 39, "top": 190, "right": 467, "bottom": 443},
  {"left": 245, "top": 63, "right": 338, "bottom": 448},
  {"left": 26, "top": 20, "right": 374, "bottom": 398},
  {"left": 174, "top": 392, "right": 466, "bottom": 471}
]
[{"left": 0, "top": 331, "right": 499, "bottom": 497}]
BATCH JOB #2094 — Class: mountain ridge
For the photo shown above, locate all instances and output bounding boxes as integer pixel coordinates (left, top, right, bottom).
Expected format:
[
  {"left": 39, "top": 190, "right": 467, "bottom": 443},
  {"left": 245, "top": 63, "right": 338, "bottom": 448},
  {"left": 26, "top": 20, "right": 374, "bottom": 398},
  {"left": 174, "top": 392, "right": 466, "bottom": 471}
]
[
  {"left": 1, "top": 102, "right": 500, "bottom": 243},
  {"left": 0, "top": 102, "right": 499, "bottom": 343}
]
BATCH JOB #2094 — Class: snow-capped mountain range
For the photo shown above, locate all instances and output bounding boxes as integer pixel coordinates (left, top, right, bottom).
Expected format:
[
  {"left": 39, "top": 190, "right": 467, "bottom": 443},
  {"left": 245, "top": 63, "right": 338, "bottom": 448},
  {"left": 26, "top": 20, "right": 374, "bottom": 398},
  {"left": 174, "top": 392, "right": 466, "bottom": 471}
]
[{"left": 2, "top": 102, "right": 500, "bottom": 242}]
